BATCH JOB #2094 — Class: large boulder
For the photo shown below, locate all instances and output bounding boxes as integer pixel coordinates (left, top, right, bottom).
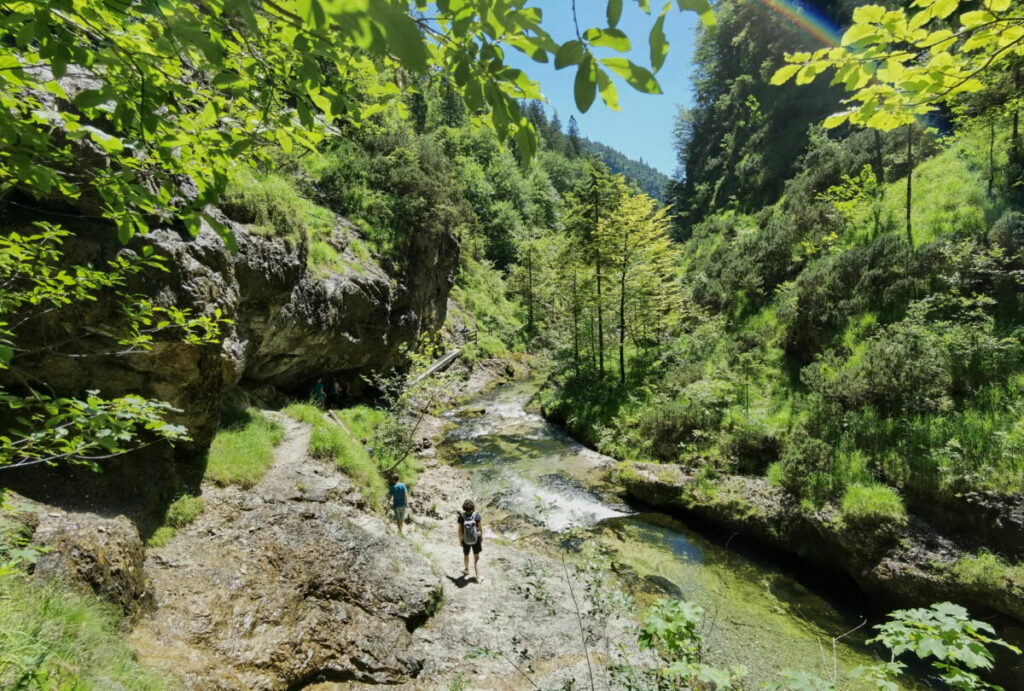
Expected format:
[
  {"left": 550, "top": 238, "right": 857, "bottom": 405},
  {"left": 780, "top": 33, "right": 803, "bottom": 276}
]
[{"left": 32, "top": 511, "right": 149, "bottom": 619}]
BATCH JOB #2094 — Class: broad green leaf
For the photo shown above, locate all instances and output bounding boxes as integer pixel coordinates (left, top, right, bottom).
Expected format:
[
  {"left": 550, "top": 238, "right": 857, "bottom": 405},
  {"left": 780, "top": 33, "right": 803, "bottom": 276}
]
[
  {"left": 931, "top": 0, "right": 958, "bottom": 19},
  {"left": 841, "top": 23, "right": 878, "bottom": 46},
  {"left": 514, "top": 119, "right": 537, "bottom": 166},
  {"left": 676, "top": 0, "right": 715, "bottom": 27},
  {"left": 770, "top": 63, "right": 801, "bottom": 85},
  {"left": 369, "top": 4, "right": 429, "bottom": 72},
  {"left": 584, "top": 28, "right": 631, "bottom": 52},
  {"left": 852, "top": 4, "right": 887, "bottom": 23},
  {"left": 574, "top": 54, "right": 597, "bottom": 112},
  {"left": 649, "top": 3, "right": 671, "bottom": 73},
  {"left": 596, "top": 67, "right": 620, "bottom": 110},
  {"left": 822, "top": 111, "right": 851, "bottom": 128},
  {"left": 600, "top": 57, "right": 662, "bottom": 94},
  {"left": 73, "top": 89, "right": 111, "bottom": 110},
  {"left": 555, "top": 40, "right": 585, "bottom": 69},
  {"left": 607, "top": 0, "right": 623, "bottom": 28}
]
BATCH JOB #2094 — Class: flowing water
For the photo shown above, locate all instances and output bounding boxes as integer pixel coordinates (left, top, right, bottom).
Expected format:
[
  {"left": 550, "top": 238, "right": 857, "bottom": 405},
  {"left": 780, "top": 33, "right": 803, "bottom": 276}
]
[{"left": 441, "top": 380, "right": 930, "bottom": 688}]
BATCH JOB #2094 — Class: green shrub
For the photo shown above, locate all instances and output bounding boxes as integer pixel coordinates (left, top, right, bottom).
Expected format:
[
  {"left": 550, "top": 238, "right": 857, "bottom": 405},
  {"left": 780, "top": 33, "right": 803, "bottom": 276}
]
[
  {"left": 840, "top": 483, "right": 907, "bottom": 523},
  {"left": 0, "top": 572, "right": 167, "bottom": 689},
  {"left": 308, "top": 240, "right": 343, "bottom": 274},
  {"left": 719, "top": 421, "right": 781, "bottom": 475},
  {"left": 637, "top": 379, "right": 731, "bottom": 461},
  {"left": 778, "top": 427, "right": 838, "bottom": 503},
  {"left": 477, "top": 333, "right": 509, "bottom": 359},
  {"left": 206, "top": 409, "right": 286, "bottom": 489},
  {"left": 165, "top": 495, "right": 204, "bottom": 529}
]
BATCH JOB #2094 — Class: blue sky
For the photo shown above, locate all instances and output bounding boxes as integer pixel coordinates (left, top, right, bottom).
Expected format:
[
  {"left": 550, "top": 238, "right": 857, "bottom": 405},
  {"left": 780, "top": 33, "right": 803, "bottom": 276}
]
[{"left": 505, "top": 1, "right": 702, "bottom": 176}]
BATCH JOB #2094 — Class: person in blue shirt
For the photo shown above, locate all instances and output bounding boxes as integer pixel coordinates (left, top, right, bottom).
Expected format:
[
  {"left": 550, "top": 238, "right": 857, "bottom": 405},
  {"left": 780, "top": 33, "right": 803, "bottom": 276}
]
[
  {"left": 311, "top": 377, "right": 326, "bottom": 408},
  {"left": 388, "top": 473, "right": 410, "bottom": 535}
]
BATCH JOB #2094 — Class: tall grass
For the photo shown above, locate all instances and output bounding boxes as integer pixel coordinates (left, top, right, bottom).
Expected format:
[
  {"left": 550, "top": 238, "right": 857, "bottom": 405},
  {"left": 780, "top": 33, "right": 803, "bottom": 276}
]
[
  {"left": 205, "top": 408, "right": 286, "bottom": 489},
  {"left": 840, "top": 483, "right": 907, "bottom": 523},
  {"left": 283, "top": 403, "right": 417, "bottom": 511},
  {"left": 880, "top": 125, "right": 1005, "bottom": 246},
  {"left": 0, "top": 572, "right": 167, "bottom": 689}
]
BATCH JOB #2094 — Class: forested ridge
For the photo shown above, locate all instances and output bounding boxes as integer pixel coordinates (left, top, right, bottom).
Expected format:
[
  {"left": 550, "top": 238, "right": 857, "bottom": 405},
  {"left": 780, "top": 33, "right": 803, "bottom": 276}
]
[{"left": 3, "top": 0, "right": 1024, "bottom": 687}]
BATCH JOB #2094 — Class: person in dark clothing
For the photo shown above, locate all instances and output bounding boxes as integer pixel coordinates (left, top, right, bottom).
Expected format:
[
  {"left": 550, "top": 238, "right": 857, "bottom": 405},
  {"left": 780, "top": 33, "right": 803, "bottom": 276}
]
[
  {"left": 457, "top": 499, "right": 483, "bottom": 582},
  {"left": 311, "top": 377, "right": 326, "bottom": 407}
]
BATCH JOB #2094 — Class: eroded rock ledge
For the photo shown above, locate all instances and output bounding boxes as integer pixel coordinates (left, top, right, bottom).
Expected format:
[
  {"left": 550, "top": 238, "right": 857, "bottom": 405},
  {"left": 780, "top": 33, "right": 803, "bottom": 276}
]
[{"left": 616, "top": 462, "right": 1024, "bottom": 624}]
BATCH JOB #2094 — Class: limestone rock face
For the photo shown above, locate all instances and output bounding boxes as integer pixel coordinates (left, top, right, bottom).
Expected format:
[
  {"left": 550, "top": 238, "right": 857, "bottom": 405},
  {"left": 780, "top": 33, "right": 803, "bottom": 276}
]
[
  {"left": 1, "top": 211, "right": 457, "bottom": 516},
  {"left": 131, "top": 419, "right": 443, "bottom": 689},
  {"left": 32, "top": 512, "right": 149, "bottom": 619}
]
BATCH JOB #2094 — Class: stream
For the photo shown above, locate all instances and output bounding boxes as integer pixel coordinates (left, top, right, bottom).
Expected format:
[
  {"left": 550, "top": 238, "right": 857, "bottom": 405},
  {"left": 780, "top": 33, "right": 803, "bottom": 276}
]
[{"left": 440, "top": 380, "right": 930, "bottom": 688}]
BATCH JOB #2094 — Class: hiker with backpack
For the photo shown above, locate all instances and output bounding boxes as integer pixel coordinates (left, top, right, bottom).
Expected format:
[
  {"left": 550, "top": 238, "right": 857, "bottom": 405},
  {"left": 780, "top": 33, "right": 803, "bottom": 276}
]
[{"left": 457, "top": 499, "right": 483, "bottom": 582}]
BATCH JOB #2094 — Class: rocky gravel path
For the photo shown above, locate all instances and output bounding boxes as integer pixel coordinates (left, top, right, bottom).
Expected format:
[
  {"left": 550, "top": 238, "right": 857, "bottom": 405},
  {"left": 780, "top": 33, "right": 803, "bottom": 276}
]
[{"left": 130, "top": 411, "right": 639, "bottom": 690}]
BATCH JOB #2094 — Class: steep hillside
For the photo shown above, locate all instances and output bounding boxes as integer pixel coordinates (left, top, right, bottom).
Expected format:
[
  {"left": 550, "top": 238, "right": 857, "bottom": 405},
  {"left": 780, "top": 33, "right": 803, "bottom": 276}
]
[{"left": 581, "top": 137, "right": 671, "bottom": 202}]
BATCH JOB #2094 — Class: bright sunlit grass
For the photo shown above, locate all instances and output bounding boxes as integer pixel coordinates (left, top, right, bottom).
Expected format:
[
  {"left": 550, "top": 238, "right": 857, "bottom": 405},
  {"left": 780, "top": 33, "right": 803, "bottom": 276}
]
[
  {"left": 0, "top": 572, "right": 167, "bottom": 689},
  {"left": 205, "top": 408, "right": 286, "bottom": 489}
]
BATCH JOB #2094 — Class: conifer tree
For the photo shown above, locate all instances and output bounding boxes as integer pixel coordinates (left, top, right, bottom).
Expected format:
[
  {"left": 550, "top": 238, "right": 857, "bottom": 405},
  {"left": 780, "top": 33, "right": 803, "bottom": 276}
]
[{"left": 568, "top": 115, "right": 583, "bottom": 158}]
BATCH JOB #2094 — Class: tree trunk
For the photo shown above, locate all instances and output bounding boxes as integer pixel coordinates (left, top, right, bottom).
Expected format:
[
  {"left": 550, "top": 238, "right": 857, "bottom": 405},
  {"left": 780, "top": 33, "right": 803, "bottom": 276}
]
[
  {"left": 872, "top": 129, "right": 885, "bottom": 185},
  {"left": 526, "top": 248, "right": 534, "bottom": 337},
  {"left": 1014, "top": 63, "right": 1021, "bottom": 144},
  {"left": 618, "top": 262, "right": 626, "bottom": 388},
  {"left": 571, "top": 269, "right": 580, "bottom": 379},
  {"left": 592, "top": 196, "right": 605, "bottom": 377},
  {"left": 905, "top": 123, "right": 914, "bottom": 248},
  {"left": 989, "top": 118, "right": 996, "bottom": 197}
]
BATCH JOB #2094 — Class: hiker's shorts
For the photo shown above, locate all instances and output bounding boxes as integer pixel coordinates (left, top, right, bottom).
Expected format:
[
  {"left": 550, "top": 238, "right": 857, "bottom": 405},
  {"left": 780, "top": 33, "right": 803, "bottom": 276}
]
[
  {"left": 393, "top": 506, "right": 407, "bottom": 522},
  {"left": 461, "top": 540, "right": 482, "bottom": 555}
]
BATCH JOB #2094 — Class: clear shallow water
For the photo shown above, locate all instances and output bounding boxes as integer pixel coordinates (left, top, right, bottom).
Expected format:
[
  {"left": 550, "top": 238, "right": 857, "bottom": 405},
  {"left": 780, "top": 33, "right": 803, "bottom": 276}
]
[{"left": 441, "top": 381, "right": 932, "bottom": 687}]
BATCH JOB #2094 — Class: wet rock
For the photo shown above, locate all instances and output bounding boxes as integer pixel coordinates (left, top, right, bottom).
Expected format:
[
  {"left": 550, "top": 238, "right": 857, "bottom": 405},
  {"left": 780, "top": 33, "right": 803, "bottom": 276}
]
[
  {"left": 32, "top": 512, "right": 149, "bottom": 619},
  {"left": 643, "top": 574, "right": 685, "bottom": 597}
]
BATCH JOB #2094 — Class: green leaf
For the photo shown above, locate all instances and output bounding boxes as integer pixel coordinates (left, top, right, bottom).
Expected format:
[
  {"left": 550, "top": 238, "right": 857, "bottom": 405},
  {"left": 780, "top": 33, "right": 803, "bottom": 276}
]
[
  {"left": 584, "top": 28, "right": 631, "bottom": 52},
  {"left": 649, "top": 3, "right": 671, "bottom": 73},
  {"left": 515, "top": 119, "right": 537, "bottom": 166},
  {"left": 607, "top": 0, "right": 623, "bottom": 28},
  {"left": 555, "top": 40, "right": 585, "bottom": 69},
  {"left": 369, "top": 4, "right": 429, "bottom": 72},
  {"left": 770, "top": 63, "right": 801, "bottom": 85},
  {"left": 932, "top": 0, "right": 958, "bottom": 19},
  {"left": 596, "top": 67, "right": 620, "bottom": 110},
  {"left": 842, "top": 23, "right": 878, "bottom": 46},
  {"left": 212, "top": 71, "right": 244, "bottom": 88},
  {"left": 600, "top": 57, "right": 662, "bottom": 94},
  {"left": 852, "top": 4, "right": 887, "bottom": 23},
  {"left": 73, "top": 89, "right": 111, "bottom": 110},
  {"left": 574, "top": 54, "right": 597, "bottom": 112},
  {"left": 676, "top": 0, "right": 715, "bottom": 27},
  {"left": 822, "top": 111, "right": 850, "bottom": 128}
]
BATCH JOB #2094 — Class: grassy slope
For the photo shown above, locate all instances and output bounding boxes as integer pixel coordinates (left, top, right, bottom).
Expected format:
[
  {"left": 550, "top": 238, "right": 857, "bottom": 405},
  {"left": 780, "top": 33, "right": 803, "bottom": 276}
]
[
  {"left": 0, "top": 570, "right": 167, "bottom": 689},
  {"left": 553, "top": 122, "right": 1024, "bottom": 526}
]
